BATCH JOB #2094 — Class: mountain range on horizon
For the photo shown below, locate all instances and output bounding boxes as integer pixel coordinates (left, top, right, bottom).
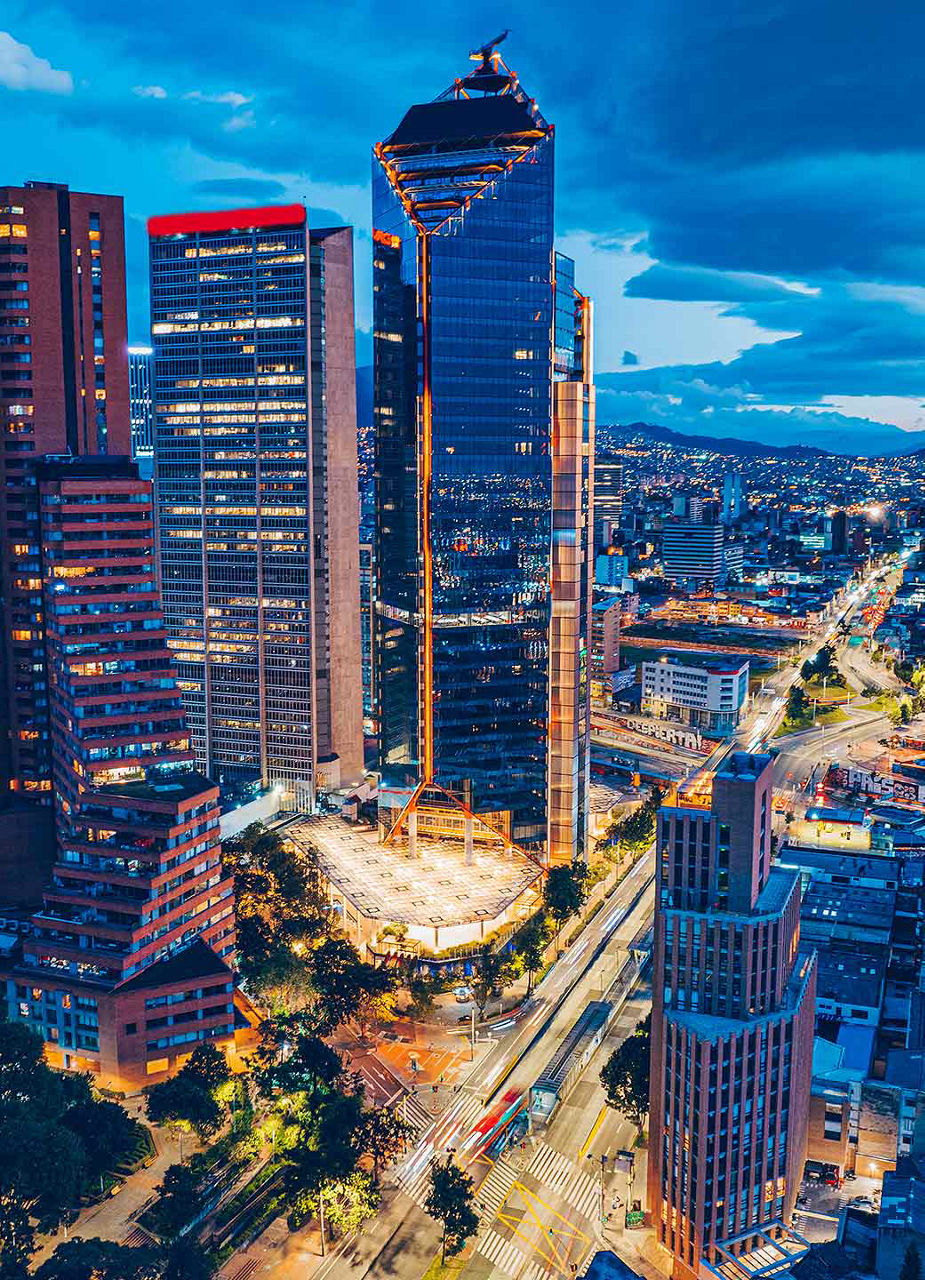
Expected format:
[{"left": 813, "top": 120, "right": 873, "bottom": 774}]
[{"left": 355, "top": 366, "right": 924, "bottom": 460}]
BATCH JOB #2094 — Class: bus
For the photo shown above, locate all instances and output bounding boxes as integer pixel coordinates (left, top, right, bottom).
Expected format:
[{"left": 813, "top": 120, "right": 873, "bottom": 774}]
[{"left": 459, "top": 1089, "right": 526, "bottom": 1163}]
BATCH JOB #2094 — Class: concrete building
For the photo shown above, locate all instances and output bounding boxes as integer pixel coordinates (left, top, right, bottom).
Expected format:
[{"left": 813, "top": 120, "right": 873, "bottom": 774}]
[
  {"left": 0, "top": 182, "right": 130, "bottom": 806},
  {"left": 721, "top": 472, "right": 745, "bottom": 525},
  {"left": 594, "top": 458, "right": 623, "bottom": 550},
  {"left": 148, "top": 207, "right": 363, "bottom": 806},
  {"left": 648, "top": 752, "right": 816, "bottom": 1279},
  {"left": 127, "top": 344, "right": 154, "bottom": 471},
  {"left": 641, "top": 654, "right": 749, "bottom": 735},
  {"left": 591, "top": 599, "right": 621, "bottom": 687},
  {"left": 1, "top": 457, "right": 236, "bottom": 1089},
  {"left": 662, "top": 519, "right": 724, "bottom": 586}
]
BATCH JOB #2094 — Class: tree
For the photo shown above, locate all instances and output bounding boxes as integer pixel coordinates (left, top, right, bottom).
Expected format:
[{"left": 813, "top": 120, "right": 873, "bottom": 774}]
[
  {"left": 901, "top": 1243, "right": 922, "bottom": 1280},
  {"left": 307, "top": 937, "right": 379, "bottom": 1034},
  {"left": 543, "top": 858, "right": 590, "bottom": 943},
  {"left": 0, "top": 1196, "right": 35, "bottom": 1280},
  {"left": 35, "top": 1238, "right": 161, "bottom": 1280},
  {"left": 161, "top": 1238, "right": 214, "bottom": 1280},
  {"left": 516, "top": 915, "right": 551, "bottom": 995},
  {"left": 355, "top": 1106, "right": 414, "bottom": 1183},
  {"left": 223, "top": 823, "right": 329, "bottom": 1011},
  {"left": 600, "top": 1013, "right": 651, "bottom": 1135},
  {"left": 0, "top": 1022, "right": 138, "bottom": 1267},
  {"left": 61, "top": 1100, "right": 139, "bottom": 1185},
  {"left": 786, "top": 684, "right": 808, "bottom": 721},
  {"left": 253, "top": 1024, "right": 345, "bottom": 1114},
  {"left": 155, "top": 1159, "right": 208, "bottom": 1240},
  {"left": 815, "top": 645, "right": 835, "bottom": 678},
  {"left": 424, "top": 1157, "right": 479, "bottom": 1264},
  {"left": 283, "top": 1090, "right": 364, "bottom": 1254},
  {"left": 145, "top": 1071, "right": 221, "bottom": 1138},
  {"left": 319, "top": 1171, "right": 380, "bottom": 1236},
  {"left": 183, "top": 1041, "right": 230, "bottom": 1092},
  {"left": 408, "top": 975, "right": 436, "bottom": 1018},
  {"left": 145, "top": 1041, "right": 231, "bottom": 1138},
  {"left": 354, "top": 965, "right": 399, "bottom": 1038},
  {"left": 471, "top": 946, "right": 518, "bottom": 1018}
]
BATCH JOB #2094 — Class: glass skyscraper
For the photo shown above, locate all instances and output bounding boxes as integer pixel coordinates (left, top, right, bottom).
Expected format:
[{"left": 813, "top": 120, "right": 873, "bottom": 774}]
[
  {"left": 148, "top": 207, "right": 363, "bottom": 806},
  {"left": 373, "top": 43, "right": 594, "bottom": 860}
]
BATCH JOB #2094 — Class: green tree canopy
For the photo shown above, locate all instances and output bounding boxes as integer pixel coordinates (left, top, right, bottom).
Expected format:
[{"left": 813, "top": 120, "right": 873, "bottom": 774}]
[
  {"left": 600, "top": 1013, "right": 651, "bottom": 1134},
  {"left": 471, "top": 947, "right": 519, "bottom": 1018},
  {"left": 515, "top": 915, "right": 551, "bottom": 994},
  {"left": 355, "top": 1105, "right": 413, "bottom": 1183},
  {"left": 35, "top": 1238, "right": 161, "bottom": 1280},
  {"left": 543, "top": 858, "right": 590, "bottom": 939},
  {"left": 424, "top": 1157, "right": 479, "bottom": 1264}
]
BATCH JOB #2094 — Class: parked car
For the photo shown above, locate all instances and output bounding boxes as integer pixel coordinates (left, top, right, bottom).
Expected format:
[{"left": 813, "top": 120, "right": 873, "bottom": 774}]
[
  {"left": 454, "top": 985, "right": 472, "bottom": 1003},
  {"left": 849, "top": 1196, "right": 876, "bottom": 1211}
]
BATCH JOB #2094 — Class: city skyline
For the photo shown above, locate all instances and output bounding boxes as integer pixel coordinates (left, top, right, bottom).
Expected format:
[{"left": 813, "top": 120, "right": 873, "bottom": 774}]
[
  {"left": 3, "top": 16, "right": 925, "bottom": 1280},
  {"left": 1, "top": 4, "right": 922, "bottom": 455}
]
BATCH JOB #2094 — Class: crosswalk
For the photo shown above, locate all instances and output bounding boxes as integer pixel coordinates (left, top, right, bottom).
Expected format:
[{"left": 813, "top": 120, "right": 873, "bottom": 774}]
[
  {"left": 527, "top": 1143, "right": 601, "bottom": 1223},
  {"left": 476, "top": 1156, "right": 519, "bottom": 1220},
  {"left": 401, "top": 1092, "right": 433, "bottom": 1132},
  {"left": 394, "top": 1094, "right": 485, "bottom": 1206},
  {"left": 478, "top": 1228, "right": 551, "bottom": 1280}
]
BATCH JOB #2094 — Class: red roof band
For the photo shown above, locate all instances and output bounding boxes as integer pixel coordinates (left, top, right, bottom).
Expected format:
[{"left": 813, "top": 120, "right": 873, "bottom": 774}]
[{"left": 147, "top": 204, "right": 307, "bottom": 237}]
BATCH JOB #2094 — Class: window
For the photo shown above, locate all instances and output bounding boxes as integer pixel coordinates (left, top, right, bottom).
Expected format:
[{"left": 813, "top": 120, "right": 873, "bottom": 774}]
[{"left": 124, "top": 1021, "right": 138, "bottom": 1035}]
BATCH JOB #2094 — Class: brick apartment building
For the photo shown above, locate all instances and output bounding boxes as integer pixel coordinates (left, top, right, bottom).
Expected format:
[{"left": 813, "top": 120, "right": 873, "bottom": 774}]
[
  {"left": 648, "top": 752, "right": 817, "bottom": 1279},
  {"left": 0, "top": 184, "right": 237, "bottom": 1089}
]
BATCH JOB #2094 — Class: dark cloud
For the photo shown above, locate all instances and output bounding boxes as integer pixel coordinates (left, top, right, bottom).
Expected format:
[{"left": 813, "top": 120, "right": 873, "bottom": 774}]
[
  {"left": 4, "top": 0, "right": 923, "bottom": 444},
  {"left": 191, "top": 177, "right": 288, "bottom": 202}
]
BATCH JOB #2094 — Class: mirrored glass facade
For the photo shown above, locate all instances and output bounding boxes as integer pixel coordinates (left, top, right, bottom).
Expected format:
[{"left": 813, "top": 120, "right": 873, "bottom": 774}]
[{"left": 374, "top": 51, "right": 594, "bottom": 857}]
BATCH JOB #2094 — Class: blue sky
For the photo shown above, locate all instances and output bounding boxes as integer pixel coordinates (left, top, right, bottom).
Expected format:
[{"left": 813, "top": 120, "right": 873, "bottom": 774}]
[{"left": 3, "top": 1, "right": 923, "bottom": 454}]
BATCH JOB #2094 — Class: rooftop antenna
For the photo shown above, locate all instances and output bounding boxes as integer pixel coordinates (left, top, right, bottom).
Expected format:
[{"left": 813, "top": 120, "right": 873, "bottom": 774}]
[{"left": 469, "top": 29, "right": 510, "bottom": 62}]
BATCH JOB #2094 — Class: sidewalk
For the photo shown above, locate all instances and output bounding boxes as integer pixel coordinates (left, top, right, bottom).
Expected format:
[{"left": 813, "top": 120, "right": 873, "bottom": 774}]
[{"left": 31, "top": 1102, "right": 201, "bottom": 1265}]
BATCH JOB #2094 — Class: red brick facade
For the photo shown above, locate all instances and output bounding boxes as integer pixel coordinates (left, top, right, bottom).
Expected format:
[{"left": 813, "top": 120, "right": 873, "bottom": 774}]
[{"left": 648, "top": 753, "right": 816, "bottom": 1279}]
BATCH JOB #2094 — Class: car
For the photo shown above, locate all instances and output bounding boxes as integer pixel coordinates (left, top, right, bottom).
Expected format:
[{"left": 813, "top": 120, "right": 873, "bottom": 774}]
[
  {"left": 849, "top": 1196, "right": 876, "bottom": 1211},
  {"left": 454, "top": 986, "right": 472, "bottom": 1003},
  {"left": 796, "top": 1195, "right": 809, "bottom": 1207},
  {"left": 843, "top": 1170, "right": 856, "bottom": 1181}
]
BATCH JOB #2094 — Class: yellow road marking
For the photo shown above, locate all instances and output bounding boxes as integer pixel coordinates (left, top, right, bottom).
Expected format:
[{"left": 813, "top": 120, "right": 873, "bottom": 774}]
[
  {"left": 498, "top": 1182, "right": 591, "bottom": 1275},
  {"left": 578, "top": 1104, "right": 608, "bottom": 1159}
]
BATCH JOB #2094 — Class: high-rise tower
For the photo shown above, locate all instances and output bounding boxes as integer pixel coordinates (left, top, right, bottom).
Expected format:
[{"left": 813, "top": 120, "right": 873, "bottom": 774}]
[
  {"left": 649, "top": 753, "right": 816, "bottom": 1279},
  {"left": 0, "top": 182, "right": 130, "bottom": 802},
  {"left": 1, "top": 457, "right": 236, "bottom": 1088},
  {"left": 373, "top": 40, "right": 594, "bottom": 861},
  {"left": 148, "top": 208, "right": 363, "bottom": 805}
]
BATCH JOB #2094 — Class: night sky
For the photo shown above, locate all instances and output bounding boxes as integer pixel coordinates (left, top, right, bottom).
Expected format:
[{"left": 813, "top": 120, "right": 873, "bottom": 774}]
[{"left": 3, "top": 2, "right": 923, "bottom": 454}]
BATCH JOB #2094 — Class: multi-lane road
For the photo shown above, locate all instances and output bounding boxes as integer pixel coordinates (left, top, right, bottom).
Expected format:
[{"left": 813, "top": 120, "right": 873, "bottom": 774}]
[{"left": 303, "top": 853, "right": 657, "bottom": 1280}]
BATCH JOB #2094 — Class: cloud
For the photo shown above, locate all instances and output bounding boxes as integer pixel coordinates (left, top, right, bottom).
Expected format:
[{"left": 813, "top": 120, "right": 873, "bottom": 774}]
[
  {"left": 3, "top": 0, "right": 923, "bottom": 450},
  {"left": 223, "top": 109, "right": 256, "bottom": 133},
  {"left": 132, "top": 83, "right": 166, "bottom": 98},
  {"left": 183, "top": 89, "right": 252, "bottom": 109},
  {"left": 191, "top": 177, "right": 288, "bottom": 202},
  {"left": 0, "top": 31, "right": 72, "bottom": 93}
]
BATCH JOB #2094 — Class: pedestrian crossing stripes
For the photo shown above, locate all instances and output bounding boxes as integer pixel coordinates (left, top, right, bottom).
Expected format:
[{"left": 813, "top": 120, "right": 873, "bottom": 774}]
[
  {"left": 478, "top": 1228, "right": 550, "bottom": 1280},
  {"left": 476, "top": 1156, "right": 518, "bottom": 1221},
  {"left": 401, "top": 1092, "right": 432, "bottom": 1131},
  {"left": 527, "top": 1144, "right": 601, "bottom": 1223},
  {"left": 395, "top": 1095, "right": 486, "bottom": 1206}
]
